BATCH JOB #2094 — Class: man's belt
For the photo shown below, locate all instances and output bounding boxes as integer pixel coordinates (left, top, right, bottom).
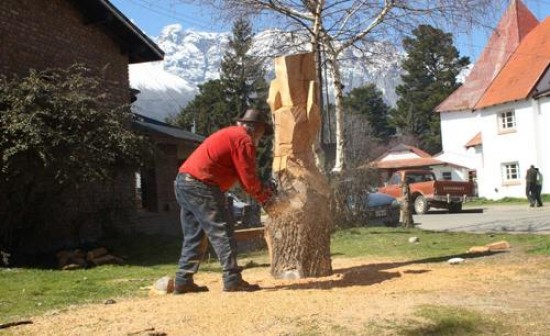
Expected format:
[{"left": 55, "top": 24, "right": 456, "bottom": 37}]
[{"left": 183, "top": 173, "right": 217, "bottom": 187}]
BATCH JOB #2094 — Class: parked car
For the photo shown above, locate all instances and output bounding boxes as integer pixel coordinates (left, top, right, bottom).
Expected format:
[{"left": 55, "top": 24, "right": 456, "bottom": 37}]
[{"left": 348, "top": 191, "right": 401, "bottom": 227}]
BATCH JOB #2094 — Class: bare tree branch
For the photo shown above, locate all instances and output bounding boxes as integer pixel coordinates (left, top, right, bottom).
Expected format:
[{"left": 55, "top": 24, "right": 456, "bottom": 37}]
[{"left": 179, "top": 0, "right": 507, "bottom": 173}]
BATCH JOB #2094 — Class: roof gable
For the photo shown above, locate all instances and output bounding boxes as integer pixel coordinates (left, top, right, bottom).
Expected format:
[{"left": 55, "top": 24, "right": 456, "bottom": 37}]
[
  {"left": 374, "top": 144, "right": 431, "bottom": 162},
  {"left": 373, "top": 157, "right": 443, "bottom": 169},
  {"left": 132, "top": 113, "right": 204, "bottom": 143},
  {"left": 435, "top": 0, "right": 538, "bottom": 112},
  {"left": 464, "top": 132, "right": 482, "bottom": 148},
  {"left": 68, "top": 0, "right": 163, "bottom": 63},
  {"left": 476, "top": 16, "right": 550, "bottom": 109}
]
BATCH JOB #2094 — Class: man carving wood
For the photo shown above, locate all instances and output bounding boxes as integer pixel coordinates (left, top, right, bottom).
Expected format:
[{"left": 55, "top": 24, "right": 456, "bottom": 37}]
[{"left": 173, "top": 109, "right": 274, "bottom": 293}]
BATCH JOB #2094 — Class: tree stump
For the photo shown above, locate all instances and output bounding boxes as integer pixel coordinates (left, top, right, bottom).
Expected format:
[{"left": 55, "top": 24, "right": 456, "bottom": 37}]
[{"left": 264, "top": 52, "right": 333, "bottom": 279}]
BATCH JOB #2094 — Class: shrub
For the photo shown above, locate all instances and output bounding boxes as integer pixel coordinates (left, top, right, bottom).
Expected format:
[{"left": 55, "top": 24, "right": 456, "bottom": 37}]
[{"left": 0, "top": 65, "right": 151, "bottom": 255}]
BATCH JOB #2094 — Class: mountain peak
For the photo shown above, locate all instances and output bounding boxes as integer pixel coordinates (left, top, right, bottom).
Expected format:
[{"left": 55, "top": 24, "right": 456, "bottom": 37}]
[{"left": 130, "top": 27, "right": 403, "bottom": 122}]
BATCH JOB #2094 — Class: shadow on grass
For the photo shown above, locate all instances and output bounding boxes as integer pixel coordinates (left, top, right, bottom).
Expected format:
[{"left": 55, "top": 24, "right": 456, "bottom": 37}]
[
  {"left": 1, "top": 232, "right": 184, "bottom": 270},
  {"left": 263, "top": 251, "right": 504, "bottom": 291},
  {"left": 401, "top": 319, "right": 479, "bottom": 336},
  {"left": 104, "top": 233, "right": 182, "bottom": 267},
  {"left": 8, "top": 230, "right": 269, "bottom": 270},
  {"left": 397, "top": 305, "right": 503, "bottom": 336}
]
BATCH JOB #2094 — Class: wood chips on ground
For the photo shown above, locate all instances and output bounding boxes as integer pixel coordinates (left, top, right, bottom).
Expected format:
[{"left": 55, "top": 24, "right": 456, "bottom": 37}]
[{"left": 8, "top": 250, "right": 550, "bottom": 336}]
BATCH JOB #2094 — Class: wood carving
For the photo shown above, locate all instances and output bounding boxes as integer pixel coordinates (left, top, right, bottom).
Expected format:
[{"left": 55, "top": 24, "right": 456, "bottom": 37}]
[{"left": 265, "top": 52, "right": 333, "bottom": 279}]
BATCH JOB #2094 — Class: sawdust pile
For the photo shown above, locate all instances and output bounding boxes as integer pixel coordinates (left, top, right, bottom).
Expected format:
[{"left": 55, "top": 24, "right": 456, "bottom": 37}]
[{"left": 10, "top": 252, "right": 550, "bottom": 336}]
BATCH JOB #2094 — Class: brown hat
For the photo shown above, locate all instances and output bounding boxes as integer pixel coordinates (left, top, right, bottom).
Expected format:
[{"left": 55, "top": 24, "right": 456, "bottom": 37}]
[{"left": 237, "top": 109, "right": 273, "bottom": 135}]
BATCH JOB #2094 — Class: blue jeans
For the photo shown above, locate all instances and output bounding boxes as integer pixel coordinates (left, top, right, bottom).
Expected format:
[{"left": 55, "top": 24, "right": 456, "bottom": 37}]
[{"left": 174, "top": 173, "right": 241, "bottom": 287}]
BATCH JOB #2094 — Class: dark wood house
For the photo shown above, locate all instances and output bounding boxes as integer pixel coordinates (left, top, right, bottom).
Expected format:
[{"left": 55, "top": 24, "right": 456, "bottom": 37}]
[
  {"left": 0, "top": 0, "right": 200, "bottom": 252},
  {"left": 131, "top": 113, "right": 203, "bottom": 234}
]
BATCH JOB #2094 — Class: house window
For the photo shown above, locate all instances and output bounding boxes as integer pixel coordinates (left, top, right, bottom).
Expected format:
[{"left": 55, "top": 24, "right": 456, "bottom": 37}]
[
  {"left": 502, "top": 162, "right": 520, "bottom": 184},
  {"left": 442, "top": 172, "right": 452, "bottom": 180},
  {"left": 468, "top": 170, "right": 479, "bottom": 197},
  {"left": 468, "top": 170, "right": 477, "bottom": 182},
  {"left": 135, "top": 168, "right": 158, "bottom": 212},
  {"left": 498, "top": 110, "right": 516, "bottom": 133}
]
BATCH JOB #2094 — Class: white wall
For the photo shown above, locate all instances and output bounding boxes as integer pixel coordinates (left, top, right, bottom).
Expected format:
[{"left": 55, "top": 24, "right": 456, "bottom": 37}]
[
  {"left": 439, "top": 98, "right": 550, "bottom": 200},
  {"left": 440, "top": 110, "right": 481, "bottom": 155},
  {"left": 439, "top": 110, "right": 482, "bottom": 191},
  {"left": 537, "top": 96, "right": 550, "bottom": 195},
  {"left": 478, "top": 101, "right": 539, "bottom": 199}
]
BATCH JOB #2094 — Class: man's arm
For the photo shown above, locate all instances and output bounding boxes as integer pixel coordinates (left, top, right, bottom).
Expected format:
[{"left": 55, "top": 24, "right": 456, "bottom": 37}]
[{"left": 232, "top": 140, "right": 271, "bottom": 204}]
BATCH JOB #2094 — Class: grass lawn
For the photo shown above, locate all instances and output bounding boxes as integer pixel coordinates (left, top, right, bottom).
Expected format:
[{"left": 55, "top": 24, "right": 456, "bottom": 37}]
[
  {"left": 1, "top": 228, "right": 549, "bottom": 325},
  {"left": 466, "top": 193, "right": 550, "bottom": 206}
]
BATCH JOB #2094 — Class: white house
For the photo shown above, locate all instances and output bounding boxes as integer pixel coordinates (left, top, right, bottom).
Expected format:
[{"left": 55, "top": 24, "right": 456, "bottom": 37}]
[
  {"left": 371, "top": 144, "right": 471, "bottom": 184},
  {"left": 435, "top": 0, "right": 549, "bottom": 200}
]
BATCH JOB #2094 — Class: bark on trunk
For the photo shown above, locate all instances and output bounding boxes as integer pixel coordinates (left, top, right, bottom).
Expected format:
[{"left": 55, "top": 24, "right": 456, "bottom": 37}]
[
  {"left": 326, "top": 52, "right": 345, "bottom": 173},
  {"left": 265, "top": 52, "right": 333, "bottom": 279},
  {"left": 401, "top": 182, "right": 414, "bottom": 228}
]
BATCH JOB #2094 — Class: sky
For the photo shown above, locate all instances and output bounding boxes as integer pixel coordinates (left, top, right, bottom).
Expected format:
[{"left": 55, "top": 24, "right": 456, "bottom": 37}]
[{"left": 111, "top": 0, "right": 550, "bottom": 62}]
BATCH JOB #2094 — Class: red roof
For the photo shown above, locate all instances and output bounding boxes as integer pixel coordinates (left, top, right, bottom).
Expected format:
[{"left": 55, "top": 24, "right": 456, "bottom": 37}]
[
  {"left": 435, "top": 0, "right": 538, "bottom": 112},
  {"left": 476, "top": 17, "right": 550, "bottom": 109},
  {"left": 464, "top": 132, "right": 482, "bottom": 148},
  {"left": 373, "top": 157, "right": 443, "bottom": 169}
]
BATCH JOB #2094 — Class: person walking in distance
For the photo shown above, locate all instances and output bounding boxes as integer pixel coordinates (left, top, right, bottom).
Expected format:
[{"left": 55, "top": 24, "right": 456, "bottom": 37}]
[
  {"left": 525, "top": 165, "right": 538, "bottom": 207},
  {"left": 535, "top": 167, "right": 543, "bottom": 207},
  {"left": 173, "top": 109, "right": 274, "bottom": 293}
]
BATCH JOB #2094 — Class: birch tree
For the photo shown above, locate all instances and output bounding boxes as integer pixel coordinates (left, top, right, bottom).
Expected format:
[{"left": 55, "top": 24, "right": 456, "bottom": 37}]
[{"left": 181, "top": 0, "right": 503, "bottom": 173}]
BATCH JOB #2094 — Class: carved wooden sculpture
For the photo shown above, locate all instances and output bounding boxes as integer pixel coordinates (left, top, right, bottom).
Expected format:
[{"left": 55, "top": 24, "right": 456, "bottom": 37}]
[{"left": 265, "top": 52, "right": 333, "bottom": 279}]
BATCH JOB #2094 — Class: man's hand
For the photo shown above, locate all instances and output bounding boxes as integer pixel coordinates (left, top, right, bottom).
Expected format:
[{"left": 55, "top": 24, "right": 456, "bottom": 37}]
[{"left": 265, "top": 177, "right": 278, "bottom": 195}]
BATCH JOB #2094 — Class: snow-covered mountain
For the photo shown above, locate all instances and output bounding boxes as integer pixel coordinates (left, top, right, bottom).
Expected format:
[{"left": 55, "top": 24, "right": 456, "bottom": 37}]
[
  {"left": 129, "top": 62, "right": 195, "bottom": 121},
  {"left": 130, "top": 24, "right": 404, "bottom": 122}
]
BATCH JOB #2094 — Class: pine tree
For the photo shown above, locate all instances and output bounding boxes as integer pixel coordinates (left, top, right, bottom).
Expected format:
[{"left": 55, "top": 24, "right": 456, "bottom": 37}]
[
  {"left": 169, "top": 18, "right": 272, "bottom": 181},
  {"left": 392, "top": 24, "right": 469, "bottom": 154},
  {"left": 344, "top": 84, "right": 395, "bottom": 142},
  {"left": 220, "top": 17, "right": 269, "bottom": 116},
  {"left": 221, "top": 17, "right": 272, "bottom": 181},
  {"left": 169, "top": 79, "right": 229, "bottom": 135}
]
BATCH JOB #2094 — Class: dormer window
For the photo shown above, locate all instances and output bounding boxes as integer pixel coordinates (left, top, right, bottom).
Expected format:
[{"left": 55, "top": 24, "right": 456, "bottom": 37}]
[{"left": 498, "top": 110, "right": 516, "bottom": 134}]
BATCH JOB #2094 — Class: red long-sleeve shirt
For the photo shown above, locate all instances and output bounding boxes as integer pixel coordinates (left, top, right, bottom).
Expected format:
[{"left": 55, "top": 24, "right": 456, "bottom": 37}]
[{"left": 179, "top": 126, "right": 270, "bottom": 203}]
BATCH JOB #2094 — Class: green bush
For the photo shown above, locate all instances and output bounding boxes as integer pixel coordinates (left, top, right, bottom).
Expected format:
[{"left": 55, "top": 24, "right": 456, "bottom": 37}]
[{"left": 0, "top": 65, "right": 151, "bottom": 255}]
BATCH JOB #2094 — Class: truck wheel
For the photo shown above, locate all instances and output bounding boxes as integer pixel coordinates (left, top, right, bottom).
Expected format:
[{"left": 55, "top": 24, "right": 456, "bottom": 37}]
[
  {"left": 414, "top": 195, "right": 429, "bottom": 215},
  {"left": 448, "top": 202, "right": 462, "bottom": 213}
]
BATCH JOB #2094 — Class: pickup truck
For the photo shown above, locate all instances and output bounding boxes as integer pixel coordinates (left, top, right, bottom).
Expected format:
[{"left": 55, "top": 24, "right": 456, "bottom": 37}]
[{"left": 377, "top": 170, "right": 475, "bottom": 214}]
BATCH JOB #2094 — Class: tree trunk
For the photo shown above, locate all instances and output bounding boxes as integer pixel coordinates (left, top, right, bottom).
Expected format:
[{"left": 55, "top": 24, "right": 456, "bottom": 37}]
[
  {"left": 326, "top": 52, "right": 346, "bottom": 173},
  {"left": 401, "top": 182, "right": 414, "bottom": 228},
  {"left": 265, "top": 52, "right": 333, "bottom": 279},
  {"left": 310, "top": 0, "right": 327, "bottom": 173}
]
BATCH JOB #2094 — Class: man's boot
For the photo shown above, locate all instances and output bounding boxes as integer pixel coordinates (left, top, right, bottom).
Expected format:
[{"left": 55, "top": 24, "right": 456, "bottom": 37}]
[
  {"left": 174, "top": 281, "right": 209, "bottom": 294},
  {"left": 223, "top": 279, "right": 261, "bottom": 292}
]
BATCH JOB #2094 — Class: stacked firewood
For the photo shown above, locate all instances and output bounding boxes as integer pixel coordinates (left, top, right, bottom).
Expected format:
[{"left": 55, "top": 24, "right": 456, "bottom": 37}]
[{"left": 56, "top": 247, "right": 124, "bottom": 270}]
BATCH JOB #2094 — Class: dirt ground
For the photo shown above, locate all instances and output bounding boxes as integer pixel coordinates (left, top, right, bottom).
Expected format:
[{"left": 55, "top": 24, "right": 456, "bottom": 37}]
[{"left": 8, "top": 249, "right": 550, "bottom": 336}]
